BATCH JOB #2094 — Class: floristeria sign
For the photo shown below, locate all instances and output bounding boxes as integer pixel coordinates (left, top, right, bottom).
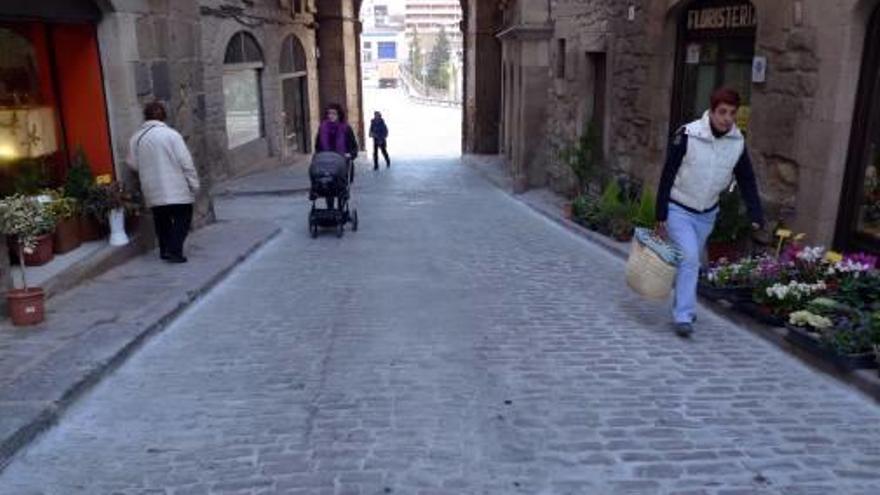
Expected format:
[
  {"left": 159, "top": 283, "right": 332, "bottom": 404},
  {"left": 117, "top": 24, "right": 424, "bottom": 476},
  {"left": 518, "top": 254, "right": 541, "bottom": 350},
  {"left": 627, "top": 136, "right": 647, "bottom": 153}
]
[{"left": 687, "top": 2, "right": 757, "bottom": 32}]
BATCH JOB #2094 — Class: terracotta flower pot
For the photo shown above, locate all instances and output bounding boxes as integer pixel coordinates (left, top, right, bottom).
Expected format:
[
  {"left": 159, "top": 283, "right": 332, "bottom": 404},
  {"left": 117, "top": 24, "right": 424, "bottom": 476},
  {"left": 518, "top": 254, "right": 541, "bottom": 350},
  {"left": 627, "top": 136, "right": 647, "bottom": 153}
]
[
  {"left": 6, "top": 287, "right": 45, "bottom": 326},
  {"left": 79, "top": 215, "right": 106, "bottom": 242},
  {"left": 23, "top": 234, "right": 54, "bottom": 266},
  {"left": 53, "top": 217, "right": 82, "bottom": 254}
]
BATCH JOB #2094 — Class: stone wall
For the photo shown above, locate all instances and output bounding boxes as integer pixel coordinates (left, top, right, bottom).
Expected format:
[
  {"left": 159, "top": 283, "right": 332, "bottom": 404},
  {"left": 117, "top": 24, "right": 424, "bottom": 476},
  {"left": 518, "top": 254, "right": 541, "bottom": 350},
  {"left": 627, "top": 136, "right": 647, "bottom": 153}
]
[
  {"left": 200, "top": 0, "right": 321, "bottom": 181},
  {"left": 522, "top": 0, "right": 879, "bottom": 246}
]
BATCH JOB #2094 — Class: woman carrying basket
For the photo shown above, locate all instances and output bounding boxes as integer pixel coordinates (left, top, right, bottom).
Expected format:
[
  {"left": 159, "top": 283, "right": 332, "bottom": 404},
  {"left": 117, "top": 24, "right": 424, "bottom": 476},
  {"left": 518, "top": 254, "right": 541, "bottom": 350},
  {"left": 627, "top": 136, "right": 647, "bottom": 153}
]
[{"left": 655, "top": 88, "right": 764, "bottom": 338}]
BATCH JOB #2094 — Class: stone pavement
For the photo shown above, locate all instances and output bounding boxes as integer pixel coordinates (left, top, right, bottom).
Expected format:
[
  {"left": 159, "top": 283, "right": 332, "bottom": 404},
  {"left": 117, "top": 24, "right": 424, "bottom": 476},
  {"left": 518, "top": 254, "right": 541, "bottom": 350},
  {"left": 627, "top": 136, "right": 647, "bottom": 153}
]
[
  {"left": 1, "top": 157, "right": 880, "bottom": 494},
  {"left": 212, "top": 157, "right": 312, "bottom": 197},
  {"left": 0, "top": 220, "right": 280, "bottom": 469}
]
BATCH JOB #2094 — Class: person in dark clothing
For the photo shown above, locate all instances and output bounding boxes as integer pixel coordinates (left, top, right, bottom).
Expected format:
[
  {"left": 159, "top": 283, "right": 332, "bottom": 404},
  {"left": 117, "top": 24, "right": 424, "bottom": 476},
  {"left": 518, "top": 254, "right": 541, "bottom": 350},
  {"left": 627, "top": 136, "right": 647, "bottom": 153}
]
[
  {"left": 369, "top": 111, "right": 390, "bottom": 170},
  {"left": 655, "top": 87, "right": 764, "bottom": 338},
  {"left": 314, "top": 103, "right": 358, "bottom": 209}
]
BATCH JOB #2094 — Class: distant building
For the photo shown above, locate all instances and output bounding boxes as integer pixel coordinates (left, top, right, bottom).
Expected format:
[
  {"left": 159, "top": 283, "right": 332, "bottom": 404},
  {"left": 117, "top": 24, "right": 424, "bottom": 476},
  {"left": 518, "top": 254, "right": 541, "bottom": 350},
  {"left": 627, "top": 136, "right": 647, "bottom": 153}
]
[{"left": 404, "top": 0, "right": 462, "bottom": 63}]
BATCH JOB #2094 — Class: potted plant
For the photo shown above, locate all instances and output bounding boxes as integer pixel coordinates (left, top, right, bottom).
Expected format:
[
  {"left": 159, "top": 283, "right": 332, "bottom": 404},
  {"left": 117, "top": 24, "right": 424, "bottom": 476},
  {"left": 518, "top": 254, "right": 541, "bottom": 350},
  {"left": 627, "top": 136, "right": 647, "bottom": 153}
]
[
  {"left": 786, "top": 299, "right": 880, "bottom": 371},
  {"left": 64, "top": 147, "right": 106, "bottom": 242},
  {"left": 7, "top": 196, "right": 56, "bottom": 266},
  {"left": 707, "top": 191, "right": 751, "bottom": 262},
  {"left": 81, "top": 182, "right": 110, "bottom": 242},
  {"left": 749, "top": 279, "right": 828, "bottom": 327},
  {"left": 561, "top": 121, "right": 604, "bottom": 220},
  {"left": 699, "top": 255, "right": 764, "bottom": 303},
  {"left": 46, "top": 191, "right": 81, "bottom": 254},
  {"left": 0, "top": 195, "right": 49, "bottom": 326},
  {"left": 100, "top": 181, "right": 141, "bottom": 246}
]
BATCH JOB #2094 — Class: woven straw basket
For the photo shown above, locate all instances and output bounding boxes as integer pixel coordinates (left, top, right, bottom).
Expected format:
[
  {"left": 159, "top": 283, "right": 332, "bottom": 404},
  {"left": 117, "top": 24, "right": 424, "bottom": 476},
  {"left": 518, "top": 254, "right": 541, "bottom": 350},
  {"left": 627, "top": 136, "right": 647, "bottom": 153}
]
[{"left": 626, "top": 233, "right": 678, "bottom": 300}]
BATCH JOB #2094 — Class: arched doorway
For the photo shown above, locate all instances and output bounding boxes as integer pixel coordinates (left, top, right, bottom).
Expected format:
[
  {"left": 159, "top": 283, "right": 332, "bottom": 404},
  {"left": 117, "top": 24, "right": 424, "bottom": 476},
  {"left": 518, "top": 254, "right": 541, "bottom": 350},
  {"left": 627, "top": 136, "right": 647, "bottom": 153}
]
[
  {"left": 836, "top": 3, "right": 880, "bottom": 252},
  {"left": 671, "top": 0, "right": 757, "bottom": 131},
  {"left": 223, "top": 31, "right": 265, "bottom": 149},
  {"left": 280, "top": 34, "right": 310, "bottom": 154}
]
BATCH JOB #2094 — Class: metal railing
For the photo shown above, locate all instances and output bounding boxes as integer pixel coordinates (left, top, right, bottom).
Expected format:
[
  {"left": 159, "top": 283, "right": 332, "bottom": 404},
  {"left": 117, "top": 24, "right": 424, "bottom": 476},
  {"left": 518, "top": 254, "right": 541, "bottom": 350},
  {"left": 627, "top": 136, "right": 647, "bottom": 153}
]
[{"left": 399, "top": 67, "right": 462, "bottom": 108}]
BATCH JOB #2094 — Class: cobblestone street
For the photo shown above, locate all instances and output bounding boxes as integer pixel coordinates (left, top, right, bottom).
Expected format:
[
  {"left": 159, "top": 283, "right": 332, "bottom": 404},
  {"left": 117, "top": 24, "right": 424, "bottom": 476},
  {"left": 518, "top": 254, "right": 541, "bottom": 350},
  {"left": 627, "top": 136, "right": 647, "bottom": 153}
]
[{"left": 1, "top": 158, "right": 880, "bottom": 494}]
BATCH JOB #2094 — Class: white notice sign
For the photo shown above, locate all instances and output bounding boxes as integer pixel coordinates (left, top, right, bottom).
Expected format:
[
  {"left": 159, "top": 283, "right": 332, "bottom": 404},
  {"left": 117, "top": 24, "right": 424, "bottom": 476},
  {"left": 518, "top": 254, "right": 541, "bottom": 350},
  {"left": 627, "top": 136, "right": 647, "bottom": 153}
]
[
  {"left": 752, "top": 56, "right": 767, "bottom": 83},
  {"left": 686, "top": 44, "right": 701, "bottom": 65}
]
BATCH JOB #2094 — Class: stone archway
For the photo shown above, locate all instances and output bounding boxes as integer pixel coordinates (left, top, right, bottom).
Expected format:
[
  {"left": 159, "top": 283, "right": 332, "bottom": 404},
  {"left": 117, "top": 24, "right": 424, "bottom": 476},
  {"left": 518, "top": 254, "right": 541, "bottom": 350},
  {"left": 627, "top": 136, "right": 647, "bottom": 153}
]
[{"left": 324, "top": 0, "right": 499, "bottom": 155}]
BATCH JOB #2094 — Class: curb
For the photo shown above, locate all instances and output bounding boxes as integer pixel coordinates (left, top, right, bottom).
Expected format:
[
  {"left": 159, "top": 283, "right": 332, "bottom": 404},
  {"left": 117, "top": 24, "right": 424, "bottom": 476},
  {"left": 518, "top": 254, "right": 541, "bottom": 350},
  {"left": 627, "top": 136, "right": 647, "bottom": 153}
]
[
  {"left": 463, "top": 156, "right": 880, "bottom": 404},
  {"left": 212, "top": 187, "right": 311, "bottom": 198},
  {"left": 0, "top": 226, "right": 282, "bottom": 471}
]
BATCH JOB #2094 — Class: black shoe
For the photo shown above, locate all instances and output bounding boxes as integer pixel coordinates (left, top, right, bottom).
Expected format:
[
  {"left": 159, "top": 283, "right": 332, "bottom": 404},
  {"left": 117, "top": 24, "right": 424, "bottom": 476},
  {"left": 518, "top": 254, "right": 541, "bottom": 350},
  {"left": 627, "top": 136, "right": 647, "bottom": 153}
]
[
  {"left": 675, "top": 323, "right": 694, "bottom": 338},
  {"left": 160, "top": 252, "right": 169, "bottom": 260},
  {"left": 373, "top": 165, "right": 379, "bottom": 171},
  {"left": 165, "top": 254, "right": 188, "bottom": 264}
]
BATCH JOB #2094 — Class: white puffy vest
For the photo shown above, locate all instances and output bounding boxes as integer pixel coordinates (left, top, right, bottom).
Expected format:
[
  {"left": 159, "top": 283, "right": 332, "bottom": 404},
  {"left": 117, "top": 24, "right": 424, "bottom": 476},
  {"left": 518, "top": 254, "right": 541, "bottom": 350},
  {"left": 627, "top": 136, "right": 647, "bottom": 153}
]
[{"left": 670, "top": 112, "right": 745, "bottom": 212}]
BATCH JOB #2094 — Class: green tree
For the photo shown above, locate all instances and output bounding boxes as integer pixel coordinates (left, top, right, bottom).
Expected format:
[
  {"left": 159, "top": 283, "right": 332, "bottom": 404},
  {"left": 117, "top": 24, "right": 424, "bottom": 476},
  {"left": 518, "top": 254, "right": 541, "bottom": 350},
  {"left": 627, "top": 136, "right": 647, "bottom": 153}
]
[
  {"left": 427, "top": 27, "right": 451, "bottom": 90},
  {"left": 409, "top": 28, "right": 424, "bottom": 80}
]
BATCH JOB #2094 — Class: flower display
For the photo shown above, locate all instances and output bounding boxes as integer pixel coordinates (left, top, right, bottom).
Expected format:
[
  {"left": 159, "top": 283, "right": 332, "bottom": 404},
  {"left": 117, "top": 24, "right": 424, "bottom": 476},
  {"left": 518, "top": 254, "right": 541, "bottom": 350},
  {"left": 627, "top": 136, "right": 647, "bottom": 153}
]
[
  {"left": 789, "top": 310, "right": 834, "bottom": 330},
  {"left": 765, "top": 280, "right": 827, "bottom": 301}
]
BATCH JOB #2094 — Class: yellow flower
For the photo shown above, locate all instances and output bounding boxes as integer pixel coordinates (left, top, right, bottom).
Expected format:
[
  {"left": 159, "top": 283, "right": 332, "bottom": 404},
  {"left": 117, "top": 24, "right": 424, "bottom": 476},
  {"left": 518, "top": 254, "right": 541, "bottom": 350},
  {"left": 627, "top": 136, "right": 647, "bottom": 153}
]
[
  {"left": 824, "top": 251, "right": 844, "bottom": 263},
  {"left": 775, "top": 229, "right": 792, "bottom": 239},
  {"left": 793, "top": 233, "right": 806, "bottom": 242},
  {"left": 96, "top": 174, "right": 112, "bottom": 185}
]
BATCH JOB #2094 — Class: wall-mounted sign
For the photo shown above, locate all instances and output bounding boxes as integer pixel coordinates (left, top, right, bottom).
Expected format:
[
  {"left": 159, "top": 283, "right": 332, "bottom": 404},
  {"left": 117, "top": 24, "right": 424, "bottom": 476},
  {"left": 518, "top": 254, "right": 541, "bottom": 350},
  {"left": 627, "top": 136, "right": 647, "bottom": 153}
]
[
  {"left": 686, "top": 43, "right": 701, "bottom": 65},
  {"left": 687, "top": 3, "right": 757, "bottom": 31},
  {"left": 752, "top": 56, "right": 767, "bottom": 83}
]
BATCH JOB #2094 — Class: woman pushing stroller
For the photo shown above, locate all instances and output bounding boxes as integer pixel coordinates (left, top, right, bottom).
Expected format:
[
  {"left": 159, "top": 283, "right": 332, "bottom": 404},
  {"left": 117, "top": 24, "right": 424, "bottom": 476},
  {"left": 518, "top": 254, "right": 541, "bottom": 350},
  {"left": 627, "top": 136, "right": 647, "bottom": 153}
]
[{"left": 308, "top": 104, "right": 360, "bottom": 237}]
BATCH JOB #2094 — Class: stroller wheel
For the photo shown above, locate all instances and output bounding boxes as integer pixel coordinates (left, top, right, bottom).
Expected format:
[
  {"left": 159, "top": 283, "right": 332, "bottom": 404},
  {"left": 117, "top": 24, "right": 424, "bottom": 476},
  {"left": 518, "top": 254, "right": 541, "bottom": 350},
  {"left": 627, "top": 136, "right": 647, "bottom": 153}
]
[
  {"left": 351, "top": 209, "right": 359, "bottom": 232},
  {"left": 336, "top": 222, "right": 344, "bottom": 238}
]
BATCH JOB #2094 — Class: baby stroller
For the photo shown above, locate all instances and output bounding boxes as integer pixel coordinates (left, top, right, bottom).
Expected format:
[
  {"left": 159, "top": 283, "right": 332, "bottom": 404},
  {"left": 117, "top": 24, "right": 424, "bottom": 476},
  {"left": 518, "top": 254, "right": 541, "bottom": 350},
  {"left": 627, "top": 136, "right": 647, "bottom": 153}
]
[{"left": 308, "top": 152, "right": 359, "bottom": 238}]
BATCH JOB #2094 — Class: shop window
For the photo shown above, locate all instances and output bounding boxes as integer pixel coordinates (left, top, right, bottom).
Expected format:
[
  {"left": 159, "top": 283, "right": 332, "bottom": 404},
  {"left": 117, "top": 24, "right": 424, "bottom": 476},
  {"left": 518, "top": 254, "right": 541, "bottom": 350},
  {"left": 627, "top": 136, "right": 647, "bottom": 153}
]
[
  {"left": 223, "top": 32, "right": 264, "bottom": 149},
  {"left": 672, "top": 0, "right": 756, "bottom": 131},
  {"left": 837, "top": 5, "right": 880, "bottom": 252},
  {"left": 0, "top": 22, "right": 112, "bottom": 196}
]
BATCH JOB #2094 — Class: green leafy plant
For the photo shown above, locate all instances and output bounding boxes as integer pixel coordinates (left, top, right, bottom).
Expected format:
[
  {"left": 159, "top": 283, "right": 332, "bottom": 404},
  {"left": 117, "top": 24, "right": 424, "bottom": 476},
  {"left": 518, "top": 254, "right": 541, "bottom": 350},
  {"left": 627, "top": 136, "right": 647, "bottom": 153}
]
[
  {"left": 561, "top": 121, "right": 604, "bottom": 196},
  {"left": 631, "top": 189, "right": 656, "bottom": 229},
  {"left": 63, "top": 147, "right": 94, "bottom": 202},
  {"left": 709, "top": 190, "right": 751, "bottom": 243},
  {"left": 46, "top": 195, "right": 80, "bottom": 220},
  {"left": 0, "top": 195, "right": 55, "bottom": 288},
  {"left": 12, "top": 157, "right": 51, "bottom": 195},
  {"left": 84, "top": 182, "right": 142, "bottom": 224}
]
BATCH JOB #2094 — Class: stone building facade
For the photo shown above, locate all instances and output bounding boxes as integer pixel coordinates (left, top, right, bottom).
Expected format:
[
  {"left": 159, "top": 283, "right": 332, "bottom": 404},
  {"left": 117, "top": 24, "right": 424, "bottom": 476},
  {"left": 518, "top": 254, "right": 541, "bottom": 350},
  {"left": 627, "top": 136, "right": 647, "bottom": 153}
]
[
  {"left": 0, "top": 0, "right": 365, "bottom": 301},
  {"left": 495, "top": 0, "right": 880, "bottom": 252},
  {"left": 199, "top": 0, "right": 321, "bottom": 181}
]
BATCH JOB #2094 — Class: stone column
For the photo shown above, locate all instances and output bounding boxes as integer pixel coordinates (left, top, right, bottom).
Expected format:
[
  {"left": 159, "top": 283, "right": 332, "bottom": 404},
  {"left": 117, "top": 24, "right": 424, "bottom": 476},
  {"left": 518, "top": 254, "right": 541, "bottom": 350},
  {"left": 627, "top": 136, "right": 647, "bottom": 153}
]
[
  {"left": 463, "top": 0, "right": 502, "bottom": 154},
  {"left": 317, "top": 0, "right": 364, "bottom": 146}
]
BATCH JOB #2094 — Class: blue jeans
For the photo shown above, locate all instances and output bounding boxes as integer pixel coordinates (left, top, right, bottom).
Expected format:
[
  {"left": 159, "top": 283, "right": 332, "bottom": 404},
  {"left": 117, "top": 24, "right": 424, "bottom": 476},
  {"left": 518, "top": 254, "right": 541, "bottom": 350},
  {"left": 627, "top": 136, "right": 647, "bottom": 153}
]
[{"left": 666, "top": 203, "right": 718, "bottom": 324}]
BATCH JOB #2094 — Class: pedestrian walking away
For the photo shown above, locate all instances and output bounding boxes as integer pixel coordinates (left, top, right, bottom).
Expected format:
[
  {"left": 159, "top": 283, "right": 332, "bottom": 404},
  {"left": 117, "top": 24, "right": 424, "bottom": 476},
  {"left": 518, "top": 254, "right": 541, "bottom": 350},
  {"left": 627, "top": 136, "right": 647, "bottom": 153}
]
[
  {"left": 654, "top": 87, "right": 764, "bottom": 338},
  {"left": 369, "top": 111, "right": 391, "bottom": 170},
  {"left": 315, "top": 103, "right": 359, "bottom": 209},
  {"left": 127, "top": 101, "right": 200, "bottom": 264}
]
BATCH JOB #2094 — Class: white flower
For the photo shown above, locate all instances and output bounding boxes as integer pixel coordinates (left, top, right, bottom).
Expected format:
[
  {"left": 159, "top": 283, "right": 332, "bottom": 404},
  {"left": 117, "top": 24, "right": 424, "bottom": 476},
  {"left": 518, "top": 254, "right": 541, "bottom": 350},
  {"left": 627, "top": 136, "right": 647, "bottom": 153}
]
[
  {"left": 796, "top": 246, "right": 825, "bottom": 264},
  {"left": 789, "top": 310, "right": 833, "bottom": 329}
]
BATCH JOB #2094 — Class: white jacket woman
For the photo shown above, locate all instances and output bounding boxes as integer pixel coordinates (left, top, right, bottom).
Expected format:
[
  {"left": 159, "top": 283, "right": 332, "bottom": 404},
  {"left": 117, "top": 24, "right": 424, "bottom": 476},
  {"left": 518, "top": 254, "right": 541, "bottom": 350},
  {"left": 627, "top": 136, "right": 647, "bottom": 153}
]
[{"left": 126, "top": 120, "right": 200, "bottom": 207}]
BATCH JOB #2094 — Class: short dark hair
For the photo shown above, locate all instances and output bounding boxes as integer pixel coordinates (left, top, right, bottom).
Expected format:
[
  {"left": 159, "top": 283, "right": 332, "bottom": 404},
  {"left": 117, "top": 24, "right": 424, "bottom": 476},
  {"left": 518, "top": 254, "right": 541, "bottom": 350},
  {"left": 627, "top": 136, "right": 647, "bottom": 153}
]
[
  {"left": 143, "top": 101, "right": 167, "bottom": 121},
  {"left": 325, "top": 103, "right": 346, "bottom": 122},
  {"left": 710, "top": 87, "right": 741, "bottom": 111}
]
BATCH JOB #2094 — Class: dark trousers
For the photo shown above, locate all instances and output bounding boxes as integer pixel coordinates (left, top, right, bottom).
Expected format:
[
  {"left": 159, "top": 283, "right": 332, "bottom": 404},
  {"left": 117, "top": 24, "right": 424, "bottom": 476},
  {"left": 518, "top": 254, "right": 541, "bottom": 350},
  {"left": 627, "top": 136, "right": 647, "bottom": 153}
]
[
  {"left": 152, "top": 204, "right": 193, "bottom": 258},
  {"left": 373, "top": 140, "right": 390, "bottom": 168}
]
